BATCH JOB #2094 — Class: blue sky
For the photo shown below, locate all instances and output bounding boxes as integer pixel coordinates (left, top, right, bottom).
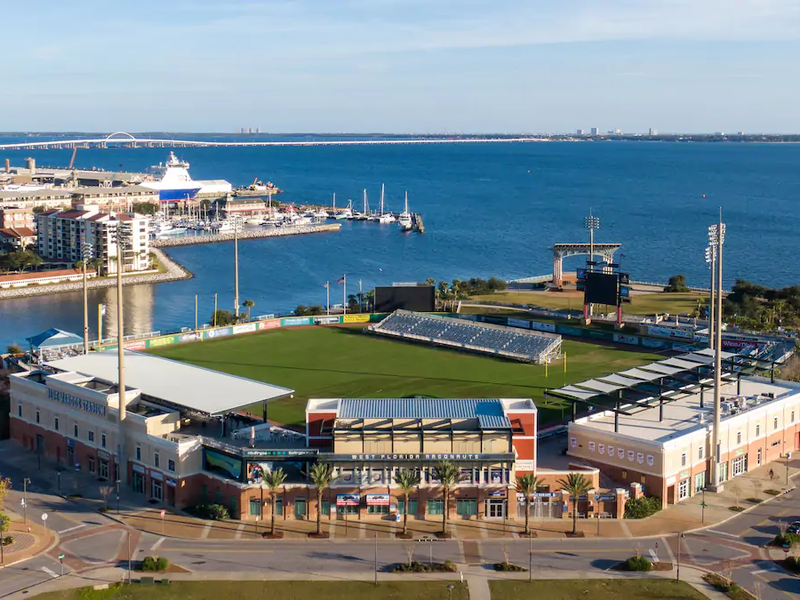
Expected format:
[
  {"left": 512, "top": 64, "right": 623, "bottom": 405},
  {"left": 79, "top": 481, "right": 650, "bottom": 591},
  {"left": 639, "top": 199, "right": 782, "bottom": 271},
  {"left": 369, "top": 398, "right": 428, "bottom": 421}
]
[{"left": 4, "top": 0, "right": 800, "bottom": 133}]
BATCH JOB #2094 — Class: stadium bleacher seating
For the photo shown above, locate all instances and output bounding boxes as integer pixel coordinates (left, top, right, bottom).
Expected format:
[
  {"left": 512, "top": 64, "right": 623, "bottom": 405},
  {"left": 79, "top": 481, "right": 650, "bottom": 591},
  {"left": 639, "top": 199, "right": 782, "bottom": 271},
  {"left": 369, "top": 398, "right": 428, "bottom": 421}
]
[{"left": 369, "top": 310, "right": 561, "bottom": 363}]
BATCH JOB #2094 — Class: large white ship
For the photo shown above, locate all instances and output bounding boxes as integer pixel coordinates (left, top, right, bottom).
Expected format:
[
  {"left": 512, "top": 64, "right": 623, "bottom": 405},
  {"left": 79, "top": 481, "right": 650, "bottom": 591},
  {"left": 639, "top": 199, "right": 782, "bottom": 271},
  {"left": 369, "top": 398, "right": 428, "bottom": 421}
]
[{"left": 142, "top": 152, "right": 231, "bottom": 202}]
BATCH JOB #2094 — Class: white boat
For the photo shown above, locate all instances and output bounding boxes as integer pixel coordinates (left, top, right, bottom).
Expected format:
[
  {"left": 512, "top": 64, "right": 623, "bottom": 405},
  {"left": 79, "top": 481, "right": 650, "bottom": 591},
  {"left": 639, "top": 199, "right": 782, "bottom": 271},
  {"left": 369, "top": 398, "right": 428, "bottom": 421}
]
[
  {"left": 377, "top": 183, "right": 395, "bottom": 224},
  {"left": 336, "top": 198, "right": 354, "bottom": 220},
  {"left": 157, "top": 226, "right": 188, "bottom": 237},
  {"left": 313, "top": 209, "right": 329, "bottom": 219},
  {"left": 245, "top": 217, "right": 264, "bottom": 225},
  {"left": 398, "top": 191, "right": 413, "bottom": 232}
]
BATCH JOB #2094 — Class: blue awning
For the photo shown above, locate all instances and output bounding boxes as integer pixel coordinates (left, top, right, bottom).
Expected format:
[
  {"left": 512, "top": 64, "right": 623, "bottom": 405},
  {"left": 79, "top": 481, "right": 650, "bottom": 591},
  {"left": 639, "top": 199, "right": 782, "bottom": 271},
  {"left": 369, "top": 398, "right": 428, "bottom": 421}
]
[{"left": 26, "top": 328, "right": 84, "bottom": 350}]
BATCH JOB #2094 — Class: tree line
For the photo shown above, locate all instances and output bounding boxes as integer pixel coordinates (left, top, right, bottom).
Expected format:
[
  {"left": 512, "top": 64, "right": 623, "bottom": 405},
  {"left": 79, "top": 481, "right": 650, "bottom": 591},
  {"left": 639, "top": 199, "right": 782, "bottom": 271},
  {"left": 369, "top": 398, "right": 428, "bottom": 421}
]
[{"left": 724, "top": 279, "right": 800, "bottom": 331}]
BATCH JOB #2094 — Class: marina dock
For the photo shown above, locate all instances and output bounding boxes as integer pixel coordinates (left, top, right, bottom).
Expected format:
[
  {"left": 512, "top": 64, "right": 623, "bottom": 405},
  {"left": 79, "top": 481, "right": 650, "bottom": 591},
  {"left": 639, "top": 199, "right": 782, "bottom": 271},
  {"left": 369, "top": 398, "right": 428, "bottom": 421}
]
[{"left": 151, "top": 223, "right": 341, "bottom": 247}]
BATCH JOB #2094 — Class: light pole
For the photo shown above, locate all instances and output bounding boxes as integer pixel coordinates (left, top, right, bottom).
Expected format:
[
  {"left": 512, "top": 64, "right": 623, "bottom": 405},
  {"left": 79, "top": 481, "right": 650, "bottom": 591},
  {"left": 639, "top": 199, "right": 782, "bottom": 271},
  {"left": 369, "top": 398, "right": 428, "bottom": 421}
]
[
  {"left": 787, "top": 452, "right": 792, "bottom": 486},
  {"left": 528, "top": 525, "right": 533, "bottom": 583},
  {"left": 676, "top": 531, "right": 685, "bottom": 581},
  {"left": 708, "top": 219, "right": 725, "bottom": 492},
  {"left": 213, "top": 293, "right": 218, "bottom": 327},
  {"left": 447, "top": 584, "right": 455, "bottom": 600},
  {"left": 116, "top": 478, "right": 121, "bottom": 514},
  {"left": 705, "top": 245, "right": 716, "bottom": 350},
  {"left": 374, "top": 532, "right": 378, "bottom": 586},
  {"left": 701, "top": 487, "right": 706, "bottom": 524},
  {"left": 81, "top": 241, "right": 92, "bottom": 354},
  {"left": 233, "top": 216, "right": 241, "bottom": 320},
  {"left": 23, "top": 477, "right": 30, "bottom": 524},
  {"left": 195, "top": 294, "right": 198, "bottom": 332},
  {"left": 114, "top": 222, "right": 129, "bottom": 486},
  {"left": 583, "top": 210, "right": 600, "bottom": 319}
]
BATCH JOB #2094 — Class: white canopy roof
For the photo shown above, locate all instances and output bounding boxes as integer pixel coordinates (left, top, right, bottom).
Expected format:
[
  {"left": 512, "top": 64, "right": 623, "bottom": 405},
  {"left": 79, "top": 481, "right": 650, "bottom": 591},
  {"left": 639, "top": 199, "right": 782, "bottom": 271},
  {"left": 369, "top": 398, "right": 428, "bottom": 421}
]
[{"left": 47, "top": 351, "right": 293, "bottom": 416}]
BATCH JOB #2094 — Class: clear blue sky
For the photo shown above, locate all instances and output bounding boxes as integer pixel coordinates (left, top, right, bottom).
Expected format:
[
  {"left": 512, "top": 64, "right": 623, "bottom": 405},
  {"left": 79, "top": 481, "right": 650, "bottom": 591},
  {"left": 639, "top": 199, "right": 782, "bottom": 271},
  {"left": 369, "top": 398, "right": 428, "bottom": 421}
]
[{"left": 4, "top": 0, "right": 800, "bottom": 133}]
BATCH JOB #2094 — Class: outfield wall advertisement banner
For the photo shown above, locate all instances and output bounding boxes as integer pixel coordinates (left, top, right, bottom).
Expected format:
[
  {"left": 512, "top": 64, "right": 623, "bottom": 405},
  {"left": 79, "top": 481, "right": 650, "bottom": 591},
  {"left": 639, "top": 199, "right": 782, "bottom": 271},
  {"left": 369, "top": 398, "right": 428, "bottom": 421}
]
[
  {"left": 258, "top": 320, "right": 281, "bottom": 331},
  {"left": 124, "top": 340, "right": 148, "bottom": 350},
  {"left": 507, "top": 318, "right": 531, "bottom": 329},
  {"left": 233, "top": 323, "right": 257, "bottom": 335},
  {"left": 530, "top": 321, "right": 556, "bottom": 333},
  {"left": 613, "top": 333, "right": 639, "bottom": 345},
  {"left": 314, "top": 316, "right": 341, "bottom": 325},
  {"left": 342, "top": 314, "right": 370, "bottom": 324},
  {"left": 281, "top": 316, "right": 313, "bottom": 327},
  {"left": 204, "top": 327, "right": 233, "bottom": 340},
  {"left": 645, "top": 325, "right": 694, "bottom": 340}
]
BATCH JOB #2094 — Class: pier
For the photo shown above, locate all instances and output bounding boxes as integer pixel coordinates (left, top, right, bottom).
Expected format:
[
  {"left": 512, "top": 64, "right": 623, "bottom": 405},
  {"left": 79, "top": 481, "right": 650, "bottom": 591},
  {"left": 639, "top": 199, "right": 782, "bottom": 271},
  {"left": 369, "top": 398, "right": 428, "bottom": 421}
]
[{"left": 151, "top": 223, "right": 341, "bottom": 247}]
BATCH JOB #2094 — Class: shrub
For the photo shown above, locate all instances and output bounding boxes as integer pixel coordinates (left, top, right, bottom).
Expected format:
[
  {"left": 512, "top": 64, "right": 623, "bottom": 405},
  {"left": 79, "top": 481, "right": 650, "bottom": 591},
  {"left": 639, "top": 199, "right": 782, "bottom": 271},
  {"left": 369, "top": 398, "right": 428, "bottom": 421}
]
[
  {"left": 624, "top": 496, "right": 662, "bottom": 519},
  {"left": 624, "top": 555, "right": 652, "bottom": 571},
  {"left": 745, "top": 497, "right": 762, "bottom": 504},
  {"left": 390, "top": 560, "right": 457, "bottom": 573},
  {"left": 703, "top": 573, "right": 757, "bottom": 600},
  {"left": 729, "top": 506, "right": 745, "bottom": 512},
  {"left": 141, "top": 556, "right": 169, "bottom": 572},
  {"left": 765, "top": 489, "right": 781, "bottom": 496},
  {"left": 185, "top": 503, "right": 229, "bottom": 521},
  {"left": 775, "top": 532, "right": 800, "bottom": 547},
  {"left": 493, "top": 562, "right": 527, "bottom": 572},
  {"left": 1, "top": 536, "right": 13, "bottom": 546}
]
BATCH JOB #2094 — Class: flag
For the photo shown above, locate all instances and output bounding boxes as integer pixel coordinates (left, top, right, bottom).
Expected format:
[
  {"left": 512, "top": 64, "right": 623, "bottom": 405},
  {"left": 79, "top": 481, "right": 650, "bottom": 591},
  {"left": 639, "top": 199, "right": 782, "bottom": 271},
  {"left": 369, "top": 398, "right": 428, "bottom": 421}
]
[
  {"left": 100, "top": 304, "right": 106, "bottom": 316},
  {"left": 323, "top": 282, "right": 328, "bottom": 288},
  {"left": 337, "top": 276, "right": 345, "bottom": 285}
]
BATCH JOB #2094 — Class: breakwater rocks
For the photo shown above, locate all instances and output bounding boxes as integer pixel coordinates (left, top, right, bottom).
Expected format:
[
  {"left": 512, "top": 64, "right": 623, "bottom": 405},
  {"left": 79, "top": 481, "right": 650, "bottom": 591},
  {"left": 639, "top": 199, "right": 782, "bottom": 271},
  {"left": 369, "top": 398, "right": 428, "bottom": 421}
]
[
  {"left": 152, "top": 223, "right": 342, "bottom": 247},
  {"left": 0, "top": 248, "right": 192, "bottom": 301}
]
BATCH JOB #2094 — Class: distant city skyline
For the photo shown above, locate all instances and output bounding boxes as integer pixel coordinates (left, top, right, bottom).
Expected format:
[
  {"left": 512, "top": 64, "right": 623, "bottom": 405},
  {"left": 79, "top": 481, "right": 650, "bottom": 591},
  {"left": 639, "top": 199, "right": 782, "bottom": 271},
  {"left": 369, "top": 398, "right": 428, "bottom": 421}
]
[{"left": 3, "top": 0, "right": 800, "bottom": 133}]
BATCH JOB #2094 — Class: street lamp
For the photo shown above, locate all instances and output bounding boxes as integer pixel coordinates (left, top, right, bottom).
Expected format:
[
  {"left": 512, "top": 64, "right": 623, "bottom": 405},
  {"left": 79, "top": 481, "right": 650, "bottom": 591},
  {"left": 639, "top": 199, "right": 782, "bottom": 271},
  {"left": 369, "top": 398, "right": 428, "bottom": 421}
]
[
  {"left": 22, "top": 477, "right": 30, "bottom": 524},
  {"left": 676, "top": 531, "right": 685, "bottom": 581},
  {"left": 701, "top": 487, "right": 707, "bottom": 524},
  {"left": 446, "top": 584, "right": 455, "bottom": 600},
  {"left": 786, "top": 452, "right": 792, "bottom": 486},
  {"left": 116, "top": 478, "right": 121, "bottom": 514}
]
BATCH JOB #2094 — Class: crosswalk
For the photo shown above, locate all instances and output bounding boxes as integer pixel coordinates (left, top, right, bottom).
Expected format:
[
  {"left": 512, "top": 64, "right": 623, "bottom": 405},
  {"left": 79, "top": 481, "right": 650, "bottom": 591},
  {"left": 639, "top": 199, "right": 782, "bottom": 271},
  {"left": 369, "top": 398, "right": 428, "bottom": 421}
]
[{"left": 40, "top": 566, "right": 58, "bottom": 578}]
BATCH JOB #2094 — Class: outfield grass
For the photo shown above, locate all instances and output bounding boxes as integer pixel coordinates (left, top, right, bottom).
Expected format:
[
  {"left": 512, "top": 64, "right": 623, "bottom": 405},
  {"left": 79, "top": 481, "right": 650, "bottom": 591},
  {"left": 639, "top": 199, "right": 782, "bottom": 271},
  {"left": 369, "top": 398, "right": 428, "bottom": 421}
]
[
  {"left": 36, "top": 581, "right": 469, "bottom": 600},
  {"left": 469, "top": 290, "right": 706, "bottom": 316},
  {"left": 149, "top": 326, "right": 661, "bottom": 427},
  {"left": 489, "top": 579, "right": 708, "bottom": 600}
]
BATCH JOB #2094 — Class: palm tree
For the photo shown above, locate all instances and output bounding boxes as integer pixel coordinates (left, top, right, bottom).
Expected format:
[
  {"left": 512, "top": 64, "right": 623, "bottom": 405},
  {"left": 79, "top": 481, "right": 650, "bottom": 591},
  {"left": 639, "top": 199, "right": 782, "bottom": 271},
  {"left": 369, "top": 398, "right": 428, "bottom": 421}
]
[
  {"left": 309, "top": 463, "right": 337, "bottom": 536},
  {"left": 395, "top": 469, "right": 421, "bottom": 536},
  {"left": 263, "top": 468, "right": 287, "bottom": 535},
  {"left": 557, "top": 473, "right": 592, "bottom": 535},
  {"left": 243, "top": 299, "right": 255, "bottom": 320},
  {"left": 432, "top": 461, "right": 463, "bottom": 535},
  {"left": 515, "top": 474, "right": 542, "bottom": 536}
]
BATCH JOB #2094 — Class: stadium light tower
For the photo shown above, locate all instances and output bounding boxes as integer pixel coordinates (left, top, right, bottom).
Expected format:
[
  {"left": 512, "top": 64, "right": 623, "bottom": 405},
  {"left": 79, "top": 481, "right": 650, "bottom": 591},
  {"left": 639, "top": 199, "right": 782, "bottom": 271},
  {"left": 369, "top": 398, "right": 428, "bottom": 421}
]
[
  {"left": 708, "top": 218, "right": 725, "bottom": 492},
  {"left": 114, "top": 221, "right": 129, "bottom": 486},
  {"left": 704, "top": 245, "right": 717, "bottom": 350},
  {"left": 584, "top": 210, "right": 600, "bottom": 319}
]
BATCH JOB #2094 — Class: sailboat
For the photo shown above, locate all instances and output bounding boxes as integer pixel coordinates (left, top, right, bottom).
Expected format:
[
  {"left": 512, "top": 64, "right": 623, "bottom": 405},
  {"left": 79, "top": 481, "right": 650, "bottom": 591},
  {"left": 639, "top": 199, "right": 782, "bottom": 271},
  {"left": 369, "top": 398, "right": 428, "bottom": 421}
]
[
  {"left": 378, "top": 183, "right": 395, "bottom": 224},
  {"left": 334, "top": 194, "right": 352, "bottom": 220},
  {"left": 354, "top": 189, "right": 370, "bottom": 220},
  {"left": 397, "top": 191, "right": 413, "bottom": 232}
]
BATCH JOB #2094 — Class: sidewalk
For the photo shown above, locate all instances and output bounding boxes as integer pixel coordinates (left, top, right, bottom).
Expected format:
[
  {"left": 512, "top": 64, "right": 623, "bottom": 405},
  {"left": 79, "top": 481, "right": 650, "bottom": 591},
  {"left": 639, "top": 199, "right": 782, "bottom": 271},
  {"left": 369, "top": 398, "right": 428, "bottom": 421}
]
[{"left": 0, "top": 510, "right": 56, "bottom": 569}]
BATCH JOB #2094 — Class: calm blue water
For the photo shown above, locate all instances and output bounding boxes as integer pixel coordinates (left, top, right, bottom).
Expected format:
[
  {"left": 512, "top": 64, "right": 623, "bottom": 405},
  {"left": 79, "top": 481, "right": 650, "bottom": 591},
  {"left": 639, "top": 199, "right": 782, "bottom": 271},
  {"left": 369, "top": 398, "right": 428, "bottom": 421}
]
[{"left": 1, "top": 140, "right": 798, "bottom": 347}]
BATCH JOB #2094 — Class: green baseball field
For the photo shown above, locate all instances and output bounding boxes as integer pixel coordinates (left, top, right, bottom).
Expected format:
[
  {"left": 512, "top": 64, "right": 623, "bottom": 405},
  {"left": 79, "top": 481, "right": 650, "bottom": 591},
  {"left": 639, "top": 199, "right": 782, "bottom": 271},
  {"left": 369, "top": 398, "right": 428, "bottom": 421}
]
[{"left": 148, "top": 326, "right": 662, "bottom": 427}]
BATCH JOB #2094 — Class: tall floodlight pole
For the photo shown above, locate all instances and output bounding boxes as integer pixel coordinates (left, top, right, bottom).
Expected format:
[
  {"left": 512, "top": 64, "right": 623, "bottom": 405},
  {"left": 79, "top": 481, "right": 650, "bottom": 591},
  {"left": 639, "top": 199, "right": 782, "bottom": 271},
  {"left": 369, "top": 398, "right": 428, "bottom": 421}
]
[
  {"left": 233, "top": 216, "right": 241, "bottom": 320},
  {"left": 114, "top": 221, "right": 128, "bottom": 486},
  {"left": 705, "top": 245, "right": 716, "bottom": 350},
  {"left": 708, "top": 219, "right": 726, "bottom": 491},
  {"left": 81, "top": 241, "right": 92, "bottom": 354},
  {"left": 583, "top": 210, "right": 600, "bottom": 319}
]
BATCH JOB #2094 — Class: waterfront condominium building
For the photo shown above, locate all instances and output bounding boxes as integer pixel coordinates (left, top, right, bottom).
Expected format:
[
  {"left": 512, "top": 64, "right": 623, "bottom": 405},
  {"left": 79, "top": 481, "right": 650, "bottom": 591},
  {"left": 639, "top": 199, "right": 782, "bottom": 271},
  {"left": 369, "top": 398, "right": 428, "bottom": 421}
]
[{"left": 35, "top": 205, "right": 150, "bottom": 274}]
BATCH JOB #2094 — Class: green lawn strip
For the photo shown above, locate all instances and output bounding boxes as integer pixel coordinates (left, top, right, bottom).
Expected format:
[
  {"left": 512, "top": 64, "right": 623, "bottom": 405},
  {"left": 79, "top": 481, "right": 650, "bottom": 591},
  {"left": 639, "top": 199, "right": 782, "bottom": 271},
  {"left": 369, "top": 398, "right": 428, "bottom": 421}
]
[
  {"left": 35, "top": 581, "right": 469, "bottom": 600},
  {"left": 469, "top": 291, "right": 706, "bottom": 316},
  {"left": 489, "top": 579, "right": 709, "bottom": 600},
  {"left": 149, "top": 326, "right": 660, "bottom": 427}
]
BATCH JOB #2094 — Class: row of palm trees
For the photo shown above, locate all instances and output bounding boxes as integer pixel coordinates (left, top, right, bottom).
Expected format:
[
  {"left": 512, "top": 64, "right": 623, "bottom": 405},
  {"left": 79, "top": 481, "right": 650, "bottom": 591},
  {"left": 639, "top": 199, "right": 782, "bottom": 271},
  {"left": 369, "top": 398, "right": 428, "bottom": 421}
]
[{"left": 257, "top": 461, "right": 593, "bottom": 537}]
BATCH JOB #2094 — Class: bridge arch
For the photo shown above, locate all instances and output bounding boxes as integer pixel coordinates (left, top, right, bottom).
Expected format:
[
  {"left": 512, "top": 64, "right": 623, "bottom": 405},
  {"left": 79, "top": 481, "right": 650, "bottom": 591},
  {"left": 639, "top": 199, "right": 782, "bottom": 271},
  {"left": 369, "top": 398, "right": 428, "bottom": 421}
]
[{"left": 104, "top": 131, "right": 137, "bottom": 142}]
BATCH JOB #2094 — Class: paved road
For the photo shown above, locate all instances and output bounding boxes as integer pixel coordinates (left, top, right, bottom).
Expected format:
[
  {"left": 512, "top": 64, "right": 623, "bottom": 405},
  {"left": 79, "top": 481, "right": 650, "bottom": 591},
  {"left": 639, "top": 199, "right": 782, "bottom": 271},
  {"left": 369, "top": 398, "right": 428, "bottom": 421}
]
[{"left": 1, "top": 443, "right": 799, "bottom": 600}]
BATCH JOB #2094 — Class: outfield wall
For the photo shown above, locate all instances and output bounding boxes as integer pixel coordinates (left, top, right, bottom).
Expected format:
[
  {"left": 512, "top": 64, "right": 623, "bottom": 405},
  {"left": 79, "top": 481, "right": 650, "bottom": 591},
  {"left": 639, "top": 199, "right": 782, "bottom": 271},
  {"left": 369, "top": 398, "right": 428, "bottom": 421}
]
[{"left": 97, "top": 312, "right": 385, "bottom": 352}]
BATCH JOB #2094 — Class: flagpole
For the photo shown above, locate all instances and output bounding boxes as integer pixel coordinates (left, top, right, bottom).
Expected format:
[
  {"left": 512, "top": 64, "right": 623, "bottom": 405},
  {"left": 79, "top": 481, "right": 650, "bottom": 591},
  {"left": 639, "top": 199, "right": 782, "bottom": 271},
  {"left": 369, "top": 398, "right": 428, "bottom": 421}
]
[
  {"left": 326, "top": 282, "right": 330, "bottom": 315},
  {"left": 343, "top": 275, "right": 347, "bottom": 315},
  {"left": 359, "top": 279, "right": 363, "bottom": 312},
  {"left": 97, "top": 304, "right": 103, "bottom": 349}
]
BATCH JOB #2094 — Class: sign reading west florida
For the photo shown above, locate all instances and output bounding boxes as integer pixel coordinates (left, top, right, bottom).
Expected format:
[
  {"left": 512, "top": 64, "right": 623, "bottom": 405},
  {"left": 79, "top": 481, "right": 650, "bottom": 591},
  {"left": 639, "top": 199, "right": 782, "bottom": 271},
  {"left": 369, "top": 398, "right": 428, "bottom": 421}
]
[{"left": 47, "top": 388, "right": 106, "bottom": 416}]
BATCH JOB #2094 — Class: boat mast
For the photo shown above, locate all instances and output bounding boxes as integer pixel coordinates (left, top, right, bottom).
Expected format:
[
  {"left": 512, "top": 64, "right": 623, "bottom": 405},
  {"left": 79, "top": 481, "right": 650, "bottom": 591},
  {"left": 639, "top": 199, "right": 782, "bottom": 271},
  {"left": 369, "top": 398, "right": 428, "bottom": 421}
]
[
  {"left": 380, "top": 184, "right": 385, "bottom": 216},
  {"left": 363, "top": 189, "right": 368, "bottom": 216}
]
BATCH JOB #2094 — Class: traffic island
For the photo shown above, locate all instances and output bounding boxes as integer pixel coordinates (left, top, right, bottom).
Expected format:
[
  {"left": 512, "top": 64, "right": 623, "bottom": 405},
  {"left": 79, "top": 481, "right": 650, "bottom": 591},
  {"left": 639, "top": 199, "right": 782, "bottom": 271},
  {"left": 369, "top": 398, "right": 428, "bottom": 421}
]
[
  {"left": 703, "top": 573, "right": 757, "bottom": 600},
  {"left": 307, "top": 532, "right": 330, "bottom": 539},
  {"left": 493, "top": 561, "right": 527, "bottom": 572},
  {"left": 261, "top": 531, "right": 284, "bottom": 539},
  {"left": 390, "top": 560, "right": 458, "bottom": 573},
  {"left": 565, "top": 531, "right": 585, "bottom": 538}
]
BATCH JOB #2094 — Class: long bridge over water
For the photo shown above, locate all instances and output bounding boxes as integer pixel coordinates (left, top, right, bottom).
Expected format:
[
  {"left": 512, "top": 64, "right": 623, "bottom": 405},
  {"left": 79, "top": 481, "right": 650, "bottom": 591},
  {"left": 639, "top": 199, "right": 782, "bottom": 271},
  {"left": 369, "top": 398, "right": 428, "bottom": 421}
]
[{"left": 0, "top": 131, "right": 542, "bottom": 151}]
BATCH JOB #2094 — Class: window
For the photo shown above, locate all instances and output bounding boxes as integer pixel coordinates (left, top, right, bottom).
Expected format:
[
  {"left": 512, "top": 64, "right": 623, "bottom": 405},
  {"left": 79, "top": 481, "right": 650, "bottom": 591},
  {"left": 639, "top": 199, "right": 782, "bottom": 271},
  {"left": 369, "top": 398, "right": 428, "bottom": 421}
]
[
  {"left": 136, "top": 446, "right": 141, "bottom": 461},
  {"left": 736, "top": 432, "right": 742, "bottom": 445},
  {"left": 154, "top": 453, "right": 160, "bottom": 468},
  {"left": 54, "top": 417, "right": 59, "bottom": 431},
  {"left": 101, "top": 433, "right": 106, "bottom": 448},
  {"left": 427, "top": 499, "right": 444, "bottom": 515},
  {"left": 456, "top": 499, "right": 478, "bottom": 516},
  {"left": 367, "top": 503, "right": 388, "bottom": 515},
  {"left": 168, "top": 459, "right": 175, "bottom": 472},
  {"left": 249, "top": 498, "right": 261, "bottom": 517},
  {"left": 756, "top": 424, "right": 761, "bottom": 437},
  {"left": 621, "top": 471, "right": 627, "bottom": 479},
  {"left": 681, "top": 453, "right": 687, "bottom": 467},
  {"left": 88, "top": 457, "right": 95, "bottom": 473},
  {"left": 17, "top": 404, "right": 22, "bottom": 418},
  {"left": 640, "top": 476, "right": 646, "bottom": 484},
  {"left": 88, "top": 431, "right": 95, "bottom": 443},
  {"left": 698, "top": 446, "right": 704, "bottom": 460},
  {"left": 792, "top": 411, "right": 796, "bottom": 424},
  {"left": 36, "top": 410, "right": 40, "bottom": 424},
  {"left": 73, "top": 424, "right": 78, "bottom": 437},
  {"left": 774, "top": 417, "right": 779, "bottom": 430}
]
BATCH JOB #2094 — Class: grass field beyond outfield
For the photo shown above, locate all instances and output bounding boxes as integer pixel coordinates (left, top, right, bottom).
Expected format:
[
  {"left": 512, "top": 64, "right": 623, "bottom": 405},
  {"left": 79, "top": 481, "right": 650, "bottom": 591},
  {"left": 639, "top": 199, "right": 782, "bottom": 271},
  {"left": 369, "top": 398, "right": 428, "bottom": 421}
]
[
  {"left": 36, "top": 581, "right": 469, "bottom": 600},
  {"left": 490, "top": 579, "right": 708, "bottom": 600},
  {"left": 149, "top": 326, "right": 660, "bottom": 427}
]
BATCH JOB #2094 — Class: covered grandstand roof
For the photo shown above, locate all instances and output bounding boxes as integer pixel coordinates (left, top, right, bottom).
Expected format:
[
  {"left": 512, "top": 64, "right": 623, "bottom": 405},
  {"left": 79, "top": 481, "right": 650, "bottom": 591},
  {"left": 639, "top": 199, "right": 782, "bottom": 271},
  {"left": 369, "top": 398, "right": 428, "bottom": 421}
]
[
  {"left": 46, "top": 350, "right": 293, "bottom": 416},
  {"left": 338, "top": 398, "right": 515, "bottom": 429},
  {"left": 546, "top": 349, "right": 768, "bottom": 419}
]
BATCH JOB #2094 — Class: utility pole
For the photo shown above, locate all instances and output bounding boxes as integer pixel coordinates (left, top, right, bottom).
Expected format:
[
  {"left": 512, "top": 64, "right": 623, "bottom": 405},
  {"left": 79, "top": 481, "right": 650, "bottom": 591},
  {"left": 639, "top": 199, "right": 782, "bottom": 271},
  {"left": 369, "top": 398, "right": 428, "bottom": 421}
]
[
  {"left": 676, "top": 532, "right": 684, "bottom": 581},
  {"left": 115, "top": 223, "right": 128, "bottom": 486},
  {"left": 22, "top": 477, "right": 30, "bottom": 524},
  {"left": 708, "top": 218, "right": 725, "bottom": 492}
]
